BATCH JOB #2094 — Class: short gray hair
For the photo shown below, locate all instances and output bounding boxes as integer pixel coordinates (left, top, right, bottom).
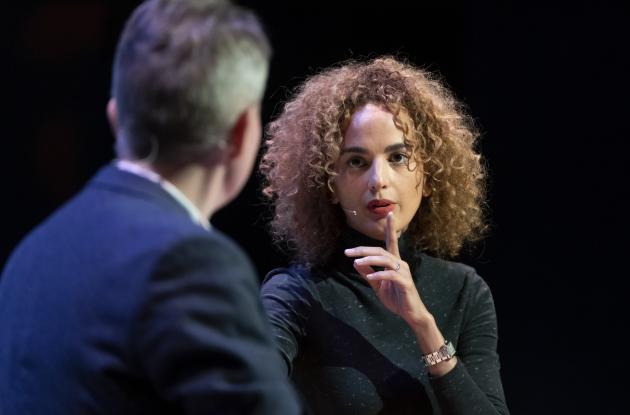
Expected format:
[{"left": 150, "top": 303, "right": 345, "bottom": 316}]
[{"left": 111, "top": 0, "right": 270, "bottom": 164}]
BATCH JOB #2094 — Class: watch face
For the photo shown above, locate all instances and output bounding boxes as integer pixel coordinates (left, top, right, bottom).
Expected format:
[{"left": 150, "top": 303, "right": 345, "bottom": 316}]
[
  {"left": 439, "top": 342, "right": 455, "bottom": 359},
  {"left": 438, "top": 346, "right": 446, "bottom": 358}
]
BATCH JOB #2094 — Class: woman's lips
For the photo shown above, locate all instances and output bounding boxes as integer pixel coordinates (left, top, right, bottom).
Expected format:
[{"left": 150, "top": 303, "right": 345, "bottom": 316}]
[{"left": 367, "top": 199, "right": 396, "bottom": 216}]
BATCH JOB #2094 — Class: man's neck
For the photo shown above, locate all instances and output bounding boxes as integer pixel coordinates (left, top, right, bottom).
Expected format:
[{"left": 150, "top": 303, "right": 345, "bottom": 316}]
[{"left": 124, "top": 159, "right": 227, "bottom": 219}]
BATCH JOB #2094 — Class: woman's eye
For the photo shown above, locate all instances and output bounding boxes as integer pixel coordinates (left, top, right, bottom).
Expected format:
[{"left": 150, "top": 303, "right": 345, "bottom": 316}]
[
  {"left": 390, "top": 153, "right": 409, "bottom": 165},
  {"left": 347, "top": 157, "right": 365, "bottom": 168}
]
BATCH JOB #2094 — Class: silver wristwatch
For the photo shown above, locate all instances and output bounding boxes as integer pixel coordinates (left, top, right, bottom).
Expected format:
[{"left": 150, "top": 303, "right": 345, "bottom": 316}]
[{"left": 422, "top": 341, "right": 456, "bottom": 367}]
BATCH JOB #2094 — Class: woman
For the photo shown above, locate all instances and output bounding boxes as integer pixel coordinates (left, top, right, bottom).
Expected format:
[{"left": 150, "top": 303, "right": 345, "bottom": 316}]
[{"left": 260, "top": 57, "right": 508, "bottom": 414}]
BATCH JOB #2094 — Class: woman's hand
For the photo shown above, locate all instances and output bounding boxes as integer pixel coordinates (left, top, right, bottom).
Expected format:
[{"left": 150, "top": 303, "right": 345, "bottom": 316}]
[
  {"left": 344, "top": 212, "right": 430, "bottom": 327},
  {"left": 345, "top": 212, "right": 457, "bottom": 376}
]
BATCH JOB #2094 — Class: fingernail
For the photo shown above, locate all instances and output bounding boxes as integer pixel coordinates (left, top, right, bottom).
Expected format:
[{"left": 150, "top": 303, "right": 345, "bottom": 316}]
[
  {"left": 345, "top": 248, "right": 354, "bottom": 254},
  {"left": 354, "top": 258, "right": 363, "bottom": 264},
  {"left": 366, "top": 273, "right": 375, "bottom": 279}
]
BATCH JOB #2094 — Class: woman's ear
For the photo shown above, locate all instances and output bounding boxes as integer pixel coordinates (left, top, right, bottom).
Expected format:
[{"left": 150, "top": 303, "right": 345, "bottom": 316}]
[
  {"left": 329, "top": 181, "right": 339, "bottom": 204},
  {"left": 330, "top": 190, "right": 339, "bottom": 204},
  {"left": 422, "top": 177, "right": 433, "bottom": 197}
]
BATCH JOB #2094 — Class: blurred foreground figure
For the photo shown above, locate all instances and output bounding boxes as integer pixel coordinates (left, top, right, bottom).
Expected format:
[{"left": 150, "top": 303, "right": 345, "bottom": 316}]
[{"left": 0, "top": 0, "right": 301, "bottom": 413}]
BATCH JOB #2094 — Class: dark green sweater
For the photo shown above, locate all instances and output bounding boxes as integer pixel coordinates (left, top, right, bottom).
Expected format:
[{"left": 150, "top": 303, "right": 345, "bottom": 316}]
[{"left": 261, "top": 227, "right": 509, "bottom": 414}]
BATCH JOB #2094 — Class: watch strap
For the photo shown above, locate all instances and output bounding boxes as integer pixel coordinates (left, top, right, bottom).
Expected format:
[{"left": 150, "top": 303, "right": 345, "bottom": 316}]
[{"left": 422, "top": 341, "right": 456, "bottom": 367}]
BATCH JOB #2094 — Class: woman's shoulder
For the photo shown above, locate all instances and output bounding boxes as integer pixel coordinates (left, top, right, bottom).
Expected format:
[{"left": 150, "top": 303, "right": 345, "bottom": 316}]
[
  {"left": 417, "top": 253, "right": 489, "bottom": 293},
  {"left": 417, "top": 253, "right": 475, "bottom": 277}
]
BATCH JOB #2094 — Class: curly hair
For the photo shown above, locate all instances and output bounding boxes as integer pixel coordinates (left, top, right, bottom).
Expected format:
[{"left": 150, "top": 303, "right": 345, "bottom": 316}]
[{"left": 261, "top": 57, "right": 487, "bottom": 265}]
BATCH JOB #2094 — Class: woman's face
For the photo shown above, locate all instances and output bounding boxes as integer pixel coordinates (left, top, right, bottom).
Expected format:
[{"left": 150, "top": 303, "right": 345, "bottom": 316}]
[{"left": 333, "top": 103, "right": 427, "bottom": 240}]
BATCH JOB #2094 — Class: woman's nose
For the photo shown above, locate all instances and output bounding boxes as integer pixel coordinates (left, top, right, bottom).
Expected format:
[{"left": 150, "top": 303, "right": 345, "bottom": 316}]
[{"left": 368, "top": 159, "right": 389, "bottom": 193}]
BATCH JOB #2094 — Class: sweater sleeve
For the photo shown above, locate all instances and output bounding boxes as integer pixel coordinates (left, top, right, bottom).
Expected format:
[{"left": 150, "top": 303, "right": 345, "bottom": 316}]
[
  {"left": 430, "top": 271, "right": 510, "bottom": 415},
  {"left": 260, "top": 268, "right": 316, "bottom": 376}
]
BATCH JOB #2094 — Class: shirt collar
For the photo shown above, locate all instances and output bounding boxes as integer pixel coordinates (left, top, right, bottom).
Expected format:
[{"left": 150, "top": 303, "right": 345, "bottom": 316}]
[{"left": 115, "top": 159, "right": 210, "bottom": 230}]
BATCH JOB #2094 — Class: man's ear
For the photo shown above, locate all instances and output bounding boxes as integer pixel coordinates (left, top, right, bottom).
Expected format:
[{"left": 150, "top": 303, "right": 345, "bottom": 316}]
[
  {"left": 106, "top": 98, "right": 118, "bottom": 137},
  {"left": 225, "top": 107, "right": 252, "bottom": 160}
]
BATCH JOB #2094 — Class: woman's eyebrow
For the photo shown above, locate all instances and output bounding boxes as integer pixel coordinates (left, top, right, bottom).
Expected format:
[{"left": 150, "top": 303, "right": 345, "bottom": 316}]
[
  {"left": 340, "top": 146, "right": 368, "bottom": 155},
  {"left": 384, "top": 143, "right": 407, "bottom": 153},
  {"left": 340, "top": 142, "right": 407, "bottom": 155}
]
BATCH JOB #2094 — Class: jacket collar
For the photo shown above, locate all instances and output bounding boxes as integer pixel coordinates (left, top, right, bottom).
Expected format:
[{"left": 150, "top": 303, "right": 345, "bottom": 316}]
[{"left": 89, "top": 162, "right": 194, "bottom": 222}]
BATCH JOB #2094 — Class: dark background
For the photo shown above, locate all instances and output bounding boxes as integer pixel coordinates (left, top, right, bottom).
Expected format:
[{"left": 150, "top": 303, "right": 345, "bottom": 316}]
[{"left": 3, "top": 1, "right": 627, "bottom": 413}]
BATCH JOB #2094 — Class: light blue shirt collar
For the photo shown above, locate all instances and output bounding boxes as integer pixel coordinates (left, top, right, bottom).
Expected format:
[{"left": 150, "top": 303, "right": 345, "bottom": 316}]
[{"left": 115, "top": 159, "right": 210, "bottom": 230}]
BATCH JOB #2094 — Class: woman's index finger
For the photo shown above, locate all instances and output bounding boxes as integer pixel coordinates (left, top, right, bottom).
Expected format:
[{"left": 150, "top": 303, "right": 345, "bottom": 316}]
[{"left": 385, "top": 212, "right": 400, "bottom": 257}]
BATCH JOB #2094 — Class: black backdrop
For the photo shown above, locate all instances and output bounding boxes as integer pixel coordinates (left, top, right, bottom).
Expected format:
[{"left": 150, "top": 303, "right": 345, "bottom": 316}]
[{"left": 3, "top": 1, "right": 627, "bottom": 413}]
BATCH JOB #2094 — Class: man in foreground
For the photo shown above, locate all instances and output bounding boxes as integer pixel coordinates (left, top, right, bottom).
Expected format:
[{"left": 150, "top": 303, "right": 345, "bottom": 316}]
[{"left": 0, "top": 0, "right": 301, "bottom": 413}]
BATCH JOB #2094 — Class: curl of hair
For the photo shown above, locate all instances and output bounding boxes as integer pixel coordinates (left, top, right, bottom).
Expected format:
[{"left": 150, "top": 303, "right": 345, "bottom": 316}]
[{"left": 261, "top": 57, "right": 487, "bottom": 265}]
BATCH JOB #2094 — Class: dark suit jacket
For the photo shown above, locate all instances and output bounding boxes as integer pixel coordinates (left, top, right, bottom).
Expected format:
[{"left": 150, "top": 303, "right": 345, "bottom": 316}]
[{"left": 0, "top": 164, "right": 300, "bottom": 414}]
